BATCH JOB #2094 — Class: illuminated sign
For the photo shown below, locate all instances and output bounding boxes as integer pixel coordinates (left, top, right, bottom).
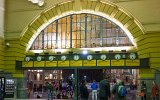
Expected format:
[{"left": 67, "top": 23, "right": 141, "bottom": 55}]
[
  {"left": 97, "top": 60, "right": 110, "bottom": 66},
  {"left": 70, "top": 60, "right": 82, "bottom": 66},
  {"left": 19, "top": 53, "right": 147, "bottom": 68}
]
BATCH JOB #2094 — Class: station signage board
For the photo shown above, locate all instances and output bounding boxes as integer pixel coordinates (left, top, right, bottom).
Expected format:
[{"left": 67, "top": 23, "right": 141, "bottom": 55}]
[{"left": 20, "top": 53, "right": 146, "bottom": 68}]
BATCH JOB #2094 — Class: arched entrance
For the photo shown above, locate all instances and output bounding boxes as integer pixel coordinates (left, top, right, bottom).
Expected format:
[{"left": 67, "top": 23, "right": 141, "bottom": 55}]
[{"left": 18, "top": 0, "right": 148, "bottom": 99}]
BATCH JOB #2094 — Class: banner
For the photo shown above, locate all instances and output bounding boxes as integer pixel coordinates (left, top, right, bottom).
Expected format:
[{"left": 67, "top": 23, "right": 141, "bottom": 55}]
[
  {"left": 70, "top": 60, "right": 82, "bottom": 66},
  {"left": 46, "top": 61, "right": 57, "bottom": 67},
  {"left": 34, "top": 61, "right": 45, "bottom": 67},
  {"left": 58, "top": 61, "right": 69, "bottom": 67},
  {"left": 97, "top": 60, "right": 110, "bottom": 66},
  {"left": 22, "top": 61, "right": 33, "bottom": 67},
  {"left": 126, "top": 60, "right": 140, "bottom": 66},
  {"left": 111, "top": 60, "right": 124, "bottom": 66},
  {"left": 83, "top": 60, "right": 96, "bottom": 66}
]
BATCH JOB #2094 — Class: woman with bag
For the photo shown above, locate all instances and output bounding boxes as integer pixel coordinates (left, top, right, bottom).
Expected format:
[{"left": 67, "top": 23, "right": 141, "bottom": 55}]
[{"left": 151, "top": 81, "right": 159, "bottom": 100}]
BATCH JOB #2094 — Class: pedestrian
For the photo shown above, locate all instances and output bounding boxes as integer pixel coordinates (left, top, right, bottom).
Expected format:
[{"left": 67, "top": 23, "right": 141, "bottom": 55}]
[
  {"left": 99, "top": 76, "right": 111, "bottom": 100},
  {"left": 112, "top": 80, "right": 126, "bottom": 100},
  {"left": 127, "top": 81, "right": 136, "bottom": 100},
  {"left": 80, "top": 80, "right": 89, "bottom": 100},
  {"left": 47, "top": 82, "right": 54, "bottom": 100},
  {"left": 91, "top": 80, "right": 98, "bottom": 100},
  {"left": 141, "top": 81, "right": 147, "bottom": 100},
  {"left": 151, "top": 81, "right": 159, "bottom": 100}
]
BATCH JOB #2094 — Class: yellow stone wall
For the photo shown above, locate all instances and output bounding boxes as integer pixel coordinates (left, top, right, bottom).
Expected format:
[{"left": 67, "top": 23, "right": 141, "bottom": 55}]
[
  {"left": 0, "top": 37, "right": 4, "bottom": 70},
  {"left": 4, "top": 0, "right": 160, "bottom": 78},
  {"left": 0, "top": 0, "right": 4, "bottom": 70}
]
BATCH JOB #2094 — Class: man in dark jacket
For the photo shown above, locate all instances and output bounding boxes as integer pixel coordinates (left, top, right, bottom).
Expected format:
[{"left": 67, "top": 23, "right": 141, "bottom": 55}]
[
  {"left": 99, "top": 76, "right": 111, "bottom": 100},
  {"left": 80, "top": 80, "right": 89, "bottom": 100}
]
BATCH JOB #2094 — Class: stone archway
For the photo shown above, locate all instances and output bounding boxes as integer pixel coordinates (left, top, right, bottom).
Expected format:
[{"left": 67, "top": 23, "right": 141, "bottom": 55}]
[{"left": 20, "top": 0, "right": 144, "bottom": 53}]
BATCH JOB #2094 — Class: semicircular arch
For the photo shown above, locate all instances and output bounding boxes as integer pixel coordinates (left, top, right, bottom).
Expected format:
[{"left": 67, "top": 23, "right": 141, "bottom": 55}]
[{"left": 20, "top": 0, "right": 144, "bottom": 52}]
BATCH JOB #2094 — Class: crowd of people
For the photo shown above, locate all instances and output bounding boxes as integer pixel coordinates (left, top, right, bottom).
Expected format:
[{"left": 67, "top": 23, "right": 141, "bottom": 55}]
[
  {"left": 28, "top": 76, "right": 159, "bottom": 100},
  {"left": 46, "top": 79, "right": 74, "bottom": 100},
  {"left": 79, "top": 76, "right": 159, "bottom": 100}
]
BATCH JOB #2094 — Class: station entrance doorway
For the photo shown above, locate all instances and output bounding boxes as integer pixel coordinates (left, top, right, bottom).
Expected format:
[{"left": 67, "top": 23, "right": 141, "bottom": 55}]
[{"left": 24, "top": 69, "right": 139, "bottom": 99}]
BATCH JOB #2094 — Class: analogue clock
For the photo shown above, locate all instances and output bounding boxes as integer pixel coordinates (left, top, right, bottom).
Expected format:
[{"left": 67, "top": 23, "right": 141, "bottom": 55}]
[
  {"left": 49, "top": 56, "right": 55, "bottom": 61},
  {"left": 101, "top": 54, "right": 107, "bottom": 60},
  {"left": 37, "top": 56, "right": 42, "bottom": 61},
  {"left": 115, "top": 54, "right": 121, "bottom": 60},
  {"left": 25, "top": 57, "right": 30, "bottom": 62},
  {"left": 129, "top": 53, "right": 136, "bottom": 60},
  {"left": 87, "top": 55, "right": 93, "bottom": 60},
  {"left": 61, "top": 55, "right": 66, "bottom": 61},
  {"left": 74, "top": 55, "right": 79, "bottom": 60}
]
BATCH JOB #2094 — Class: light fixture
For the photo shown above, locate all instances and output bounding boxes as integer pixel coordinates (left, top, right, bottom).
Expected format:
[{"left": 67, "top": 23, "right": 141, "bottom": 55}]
[
  {"left": 28, "top": 0, "right": 45, "bottom": 6},
  {"left": 35, "top": 53, "right": 39, "bottom": 56},
  {"left": 6, "top": 42, "right": 10, "bottom": 48},
  {"left": 82, "top": 51, "right": 88, "bottom": 54},
  {"left": 109, "top": 50, "right": 113, "bottom": 53},
  {"left": 69, "top": 51, "right": 73, "bottom": 54},
  {"left": 44, "top": 52, "right": 49, "bottom": 55},
  {"left": 57, "top": 52, "right": 61, "bottom": 54},
  {"left": 95, "top": 51, "right": 100, "bottom": 54},
  {"left": 121, "top": 50, "right": 126, "bottom": 52}
]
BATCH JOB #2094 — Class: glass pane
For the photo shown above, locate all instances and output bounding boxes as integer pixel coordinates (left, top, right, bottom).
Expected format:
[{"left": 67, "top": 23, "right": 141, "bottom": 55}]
[{"left": 30, "top": 13, "right": 134, "bottom": 50}]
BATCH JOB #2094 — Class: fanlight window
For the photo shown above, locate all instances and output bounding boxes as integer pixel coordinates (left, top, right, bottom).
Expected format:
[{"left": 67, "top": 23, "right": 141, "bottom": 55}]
[{"left": 30, "top": 13, "right": 133, "bottom": 50}]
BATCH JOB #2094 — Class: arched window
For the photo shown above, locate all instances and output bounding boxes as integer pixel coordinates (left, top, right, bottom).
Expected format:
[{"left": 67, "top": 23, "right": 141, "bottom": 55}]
[{"left": 30, "top": 13, "right": 133, "bottom": 50}]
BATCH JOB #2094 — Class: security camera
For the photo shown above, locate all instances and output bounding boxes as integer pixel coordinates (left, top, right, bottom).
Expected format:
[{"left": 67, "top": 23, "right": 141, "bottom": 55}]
[{"left": 6, "top": 42, "right": 10, "bottom": 47}]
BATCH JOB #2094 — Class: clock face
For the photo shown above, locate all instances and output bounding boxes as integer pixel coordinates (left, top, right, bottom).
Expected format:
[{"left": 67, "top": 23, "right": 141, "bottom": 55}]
[
  {"left": 115, "top": 54, "right": 121, "bottom": 60},
  {"left": 129, "top": 53, "right": 136, "bottom": 60},
  {"left": 61, "top": 55, "right": 66, "bottom": 61},
  {"left": 74, "top": 55, "right": 79, "bottom": 60},
  {"left": 101, "top": 55, "right": 106, "bottom": 60},
  {"left": 25, "top": 57, "right": 30, "bottom": 62},
  {"left": 37, "top": 56, "right": 42, "bottom": 61},
  {"left": 87, "top": 55, "right": 93, "bottom": 60},
  {"left": 49, "top": 56, "right": 55, "bottom": 61}
]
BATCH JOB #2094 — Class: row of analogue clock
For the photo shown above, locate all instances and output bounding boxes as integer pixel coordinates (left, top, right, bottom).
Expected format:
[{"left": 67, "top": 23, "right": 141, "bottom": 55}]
[{"left": 25, "top": 53, "right": 136, "bottom": 62}]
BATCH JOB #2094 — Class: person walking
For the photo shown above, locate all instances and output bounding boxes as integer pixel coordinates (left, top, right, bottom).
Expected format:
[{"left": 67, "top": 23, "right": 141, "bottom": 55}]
[
  {"left": 151, "top": 81, "right": 159, "bottom": 100},
  {"left": 80, "top": 80, "right": 89, "bottom": 100},
  {"left": 141, "top": 81, "right": 147, "bottom": 100},
  {"left": 91, "top": 80, "right": 98, "bottom": 100},
  {"left": 112, "top": 80, "right": 126, "bottom": 100},
  {"left": 99, "top": 76, "right": 111, "bottom": 100},
  {"left": 127, "top": 81, "right": 136, "bottom": 100},
  {"left": 47, "top": 82, "right": 54, "bottom": 100}
]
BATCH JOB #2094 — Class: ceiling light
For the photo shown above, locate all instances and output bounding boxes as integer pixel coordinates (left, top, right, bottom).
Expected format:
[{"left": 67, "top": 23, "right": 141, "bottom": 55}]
[{"left": 28, "top": 0, "right": 45, "bottom": 6}]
